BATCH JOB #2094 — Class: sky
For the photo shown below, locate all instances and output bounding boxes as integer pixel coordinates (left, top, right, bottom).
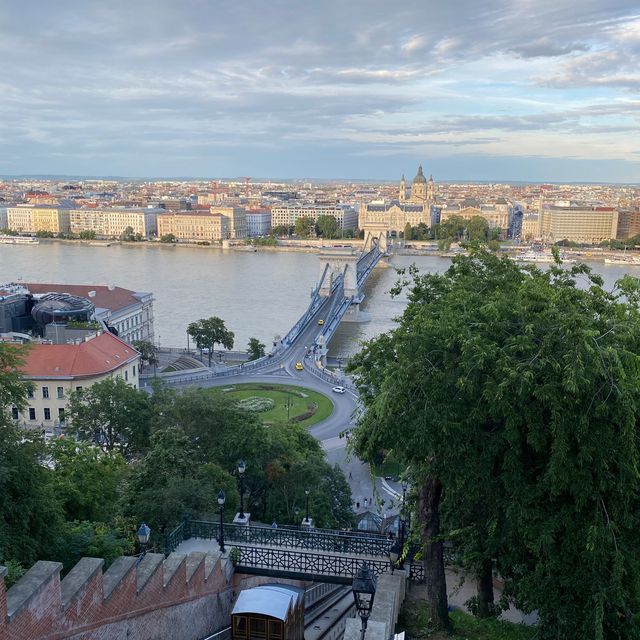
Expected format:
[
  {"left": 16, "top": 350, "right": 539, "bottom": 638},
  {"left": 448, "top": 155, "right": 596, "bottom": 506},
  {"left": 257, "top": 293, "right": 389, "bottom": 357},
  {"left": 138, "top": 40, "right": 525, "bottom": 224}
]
[{"left": 1, "top": 0, "right": 640, "bottom": 182}]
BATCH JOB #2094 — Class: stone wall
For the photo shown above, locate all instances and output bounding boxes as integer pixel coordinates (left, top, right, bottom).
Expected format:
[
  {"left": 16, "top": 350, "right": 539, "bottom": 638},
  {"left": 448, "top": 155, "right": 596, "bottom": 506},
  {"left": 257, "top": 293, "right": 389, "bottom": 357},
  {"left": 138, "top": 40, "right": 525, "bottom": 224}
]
[{"left": 0, "top": 550, "right": 235, "bottom": 640}]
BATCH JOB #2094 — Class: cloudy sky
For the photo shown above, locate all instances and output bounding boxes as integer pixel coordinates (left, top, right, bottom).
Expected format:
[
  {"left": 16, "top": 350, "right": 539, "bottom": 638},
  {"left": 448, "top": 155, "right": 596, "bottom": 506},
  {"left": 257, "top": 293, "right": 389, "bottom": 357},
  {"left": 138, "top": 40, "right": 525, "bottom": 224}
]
[{"left": 1, "top": 0, "right": 640, "bottom": 182}]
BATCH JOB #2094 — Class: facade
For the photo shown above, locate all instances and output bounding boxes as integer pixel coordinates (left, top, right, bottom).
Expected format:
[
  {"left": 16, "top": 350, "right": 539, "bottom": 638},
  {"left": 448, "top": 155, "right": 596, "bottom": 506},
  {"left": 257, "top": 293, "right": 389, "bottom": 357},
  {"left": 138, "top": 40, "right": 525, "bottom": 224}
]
[
  {"left": 441, "top": 205, "right": 510, "bottom": 230},
  {"left": 157, "top": 212, "right": 230, "bottom": 242},
  {"left": 23, "top": 283, "right": 155, "bottom": 344},
  {"left": 539, "top": 206, "right": 618, "bottom": 244},
  {"left": 14, "top": 332, "right": 140, "bottom": 430},
  {"left": 0, "top": 207, "right": 9, "bottom": 229},
  {"left": 245, "top": 209, "right": 272, "bottom": 236},
  {"left": 7, "top": 206, "right": 71, "bottom": 234},
  {"left": 271, "top": 204, "right": 358, "bottom": 231},
  {"left": 210, "top": 206, "right": 247, "bottom": 239},
  {"left": 616, "top": 209, "right": 640, "bottom": 240},
  {"left": 69, "top": 207, "right": 161, "bottom": 237},
  {"left": 521, "top": 215, "right": 541, "bottom": 241}
]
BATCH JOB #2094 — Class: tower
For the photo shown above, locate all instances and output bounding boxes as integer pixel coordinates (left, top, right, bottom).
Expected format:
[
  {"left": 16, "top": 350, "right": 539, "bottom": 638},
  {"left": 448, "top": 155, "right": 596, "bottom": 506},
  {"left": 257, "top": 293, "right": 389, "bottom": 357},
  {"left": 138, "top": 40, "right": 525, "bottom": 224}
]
[
  {"left": 399, "top": 175, "right": 406, "bottom": 201},
  {"left": 410, "top": 165, "right": 427, "bottom": 202},
  {"left": 427, "top": 174, "right": 435, "bottom": 201}
]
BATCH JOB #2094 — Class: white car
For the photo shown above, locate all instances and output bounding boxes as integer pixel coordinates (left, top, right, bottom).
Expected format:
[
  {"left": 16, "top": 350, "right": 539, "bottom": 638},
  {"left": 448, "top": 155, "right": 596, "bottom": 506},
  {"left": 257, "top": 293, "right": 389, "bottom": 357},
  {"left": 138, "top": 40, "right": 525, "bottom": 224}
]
[{"left": 332, "top": 386, "right": 346, "bottom": 394}]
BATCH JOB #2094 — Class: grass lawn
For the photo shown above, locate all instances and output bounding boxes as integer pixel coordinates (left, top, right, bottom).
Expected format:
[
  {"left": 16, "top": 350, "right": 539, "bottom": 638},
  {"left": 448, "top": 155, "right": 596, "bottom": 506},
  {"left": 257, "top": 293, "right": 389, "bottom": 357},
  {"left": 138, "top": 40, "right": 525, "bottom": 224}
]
[{"left": 212, "top": 383, "right": 334, "bottom": 428}]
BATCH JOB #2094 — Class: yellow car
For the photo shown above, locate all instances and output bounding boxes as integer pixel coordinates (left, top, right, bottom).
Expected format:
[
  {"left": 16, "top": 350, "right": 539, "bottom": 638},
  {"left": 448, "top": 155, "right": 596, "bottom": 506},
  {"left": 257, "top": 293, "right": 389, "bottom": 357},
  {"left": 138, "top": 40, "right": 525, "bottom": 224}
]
[
  {"left": 295, "top": 362, "right": 304, "bottom": 370},
  {"left": 318, "top": 319, "right": 324, "bottom": 325}
]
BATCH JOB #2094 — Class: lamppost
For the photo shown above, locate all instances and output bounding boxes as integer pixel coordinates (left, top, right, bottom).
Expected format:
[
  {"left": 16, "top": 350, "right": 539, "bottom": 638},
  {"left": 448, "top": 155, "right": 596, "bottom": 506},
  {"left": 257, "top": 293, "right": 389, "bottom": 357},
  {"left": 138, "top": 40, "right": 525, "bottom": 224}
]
[
  {"left": 217, "top": 490, "right": 226, "bottom": 553},
  {"left": 399, "top": 479, "right": 408, "bottom": 569},
  {"left": 137, "top": 523, "right": 151, "bottom": 563},
  {"left": 352, "top": 562, "right": 377, "bottom": 640},
  {"left": 237, "top": 460, "right": 246, "bottom": 519},
  {"left": 294, "top": 507, "right": 300, "bottom": 527},
  {"left": 388, "top": 539, "right": 401, "bottom": 575},
  {"left": 304, "top": 489, "right": 310, "bottom": 524}
]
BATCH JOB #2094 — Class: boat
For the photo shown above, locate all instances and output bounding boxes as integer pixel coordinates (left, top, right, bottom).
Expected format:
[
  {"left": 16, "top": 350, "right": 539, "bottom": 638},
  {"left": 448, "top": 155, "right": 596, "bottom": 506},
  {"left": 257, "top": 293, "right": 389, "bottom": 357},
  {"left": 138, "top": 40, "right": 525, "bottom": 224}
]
[
  {"left": 604, "top": 257, "right": 640, "bottom": 265},
  {"left": 0, "top": 235, "right": 39, "bottom": 245},
  {"left": 515, "top": 251, "right": 575, "bottom": 264}
]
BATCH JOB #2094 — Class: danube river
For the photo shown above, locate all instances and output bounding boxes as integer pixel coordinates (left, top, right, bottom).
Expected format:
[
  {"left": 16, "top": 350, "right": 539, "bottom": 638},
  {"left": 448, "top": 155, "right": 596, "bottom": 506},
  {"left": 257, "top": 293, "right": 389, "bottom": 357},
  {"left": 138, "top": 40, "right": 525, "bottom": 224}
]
[{"left": 1, "top": 242, "right": 639, "bottom": 357}]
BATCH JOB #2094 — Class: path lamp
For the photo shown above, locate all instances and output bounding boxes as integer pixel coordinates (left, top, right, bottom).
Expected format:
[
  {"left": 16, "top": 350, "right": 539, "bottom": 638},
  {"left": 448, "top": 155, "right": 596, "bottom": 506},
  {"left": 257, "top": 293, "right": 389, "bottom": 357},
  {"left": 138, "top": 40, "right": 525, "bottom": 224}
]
[
  {"left": 352, "top": 562, "right": 377, "bottom": 640},
  {"left": 237, "top": 460, "right": 246, "bottom": 519},
  {"left": 137, "top": 523, "right": 151, "bottom": 562},
  {"left": 294, "top": 507, "right": 300, "bottom": 527},
  {"left": 217, "top": 490, "right": 226, "bottom": 553},
  {"left": 304, "top": 489, "right": 310, "bottom": 524},
  {"left": 388, "top": 539, "right": 401, "bottom": 575}
]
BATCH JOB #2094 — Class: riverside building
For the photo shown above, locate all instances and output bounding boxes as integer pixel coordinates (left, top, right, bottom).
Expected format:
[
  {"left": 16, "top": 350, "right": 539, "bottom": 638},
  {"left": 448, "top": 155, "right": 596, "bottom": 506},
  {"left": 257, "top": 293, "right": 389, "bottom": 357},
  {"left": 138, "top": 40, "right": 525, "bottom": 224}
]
[
  {"left": 270, "top": 203, "right": 357, "bottom": 231},
  {"left": 7, "top": 206, "right": 71, "bottom": 235}
]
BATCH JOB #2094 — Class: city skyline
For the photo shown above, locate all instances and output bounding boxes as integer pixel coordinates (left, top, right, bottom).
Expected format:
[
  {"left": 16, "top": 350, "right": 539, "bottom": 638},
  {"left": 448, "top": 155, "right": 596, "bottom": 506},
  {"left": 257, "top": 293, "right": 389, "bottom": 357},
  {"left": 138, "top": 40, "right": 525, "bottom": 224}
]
[{"left": 2, "top": 0, "right": 640, "bottom": 182}]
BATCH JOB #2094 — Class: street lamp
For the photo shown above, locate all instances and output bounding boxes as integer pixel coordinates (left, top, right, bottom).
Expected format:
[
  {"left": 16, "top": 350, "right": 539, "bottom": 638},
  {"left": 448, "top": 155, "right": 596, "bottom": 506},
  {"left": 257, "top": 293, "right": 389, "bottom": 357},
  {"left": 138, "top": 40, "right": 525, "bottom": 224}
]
[
  {"left": 237, "top": 460, "right": 246, "bottom": 519},
  {"left": 304, "top": 489, "right": 310, "bottom": 524},
  {"left": 217, "top": 490, "right": 226, "bottom": 553},
  {"left": 294, "top": 507, "right": 300, "bottom": 526},
  {"left": 388, "top": 539, "right": 401, "bottom": 574},
  {"left": 399, "top": 479, "right": 408, "bottom": 569},
  {"left": 352, "top": 562, "right": 377, "bottom": 640},
  {"left": 137, "top": 523, "right": 151, "bottom": 562}
]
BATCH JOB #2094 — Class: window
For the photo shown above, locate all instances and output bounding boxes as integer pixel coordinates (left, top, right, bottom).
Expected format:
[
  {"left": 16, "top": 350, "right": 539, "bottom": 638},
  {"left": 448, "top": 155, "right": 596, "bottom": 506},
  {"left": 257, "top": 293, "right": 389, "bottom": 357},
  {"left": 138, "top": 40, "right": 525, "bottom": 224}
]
[
  {"left": 28, "top": 408, "right": 36, "bottom": 420},
  {"left": 42, "top": 386, "right": 49, "bottom": 399},
  {"left": 11, "top": 407, "right": 18, "bottom": 420},
  {"left": 27, "top": 388, "right": 34, "bottom": 399},
  {"left": 57, "top": 386, "right": 64, "bottom": 398},
  {"left": 44, "top": 408, "right": 51, "bottom": 421},
  {"left": 250, "top": 618, "right": 266, "bottom": 638},
  {"left": 76, "top": 386, "right": 83, "bottom": 392},
  {"left": 133, "top": 365, "right": 136, "bottom": 376},
  {"left": 125, "top": 370, "right": 129, "bottom": 381},
  {"left": 234, "top": 617, "right": 247, "bottom": 639},
  {"left": 269, "top": 621, "right": 283, "bottom": 640},
  {"left": 58, "top": 408, "right": 65, "bottom": 420}
]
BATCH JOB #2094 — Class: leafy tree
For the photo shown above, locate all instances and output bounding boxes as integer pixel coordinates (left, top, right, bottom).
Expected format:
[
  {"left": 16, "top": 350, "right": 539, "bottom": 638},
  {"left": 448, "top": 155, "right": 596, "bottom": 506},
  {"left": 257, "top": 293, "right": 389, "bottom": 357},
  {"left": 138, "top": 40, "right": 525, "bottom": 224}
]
[
  {"left": 187, "top": 316, "right": 235, "bottom": 366},
  {"left": 79, "top": 229, "right": 96, "bottom": 240},
  {"left": 466, "top": 215, "right": 489, "bottom": 241},
  {"left": 160, "top": 233, "right": 176, "bottom": 243},
  {"left": 247, "top": 337, "right": 266, "bottom": 360},
  {"left": 349, "top": 250, "right": 640, "bottom": 638},
  {"left": 403, "top": 222, "right": 412, "bottom": 241},
  {"left": 132, "top": 339, "right": 159, "bottom": 371},
  {"left": 35, "top": 230, "right": 54, "bottom": 238},
  {"left": 66, "top": 377, "right": 152, "bottom": 456},
  {"left": 272, "top": 224, "right": 294, "bottom": 237},
  {"left": 315, "top": 215, "right": 339, "bottom": 239},
  {"left": 294, "top": 215, "right": 315, "bottom": 239}
]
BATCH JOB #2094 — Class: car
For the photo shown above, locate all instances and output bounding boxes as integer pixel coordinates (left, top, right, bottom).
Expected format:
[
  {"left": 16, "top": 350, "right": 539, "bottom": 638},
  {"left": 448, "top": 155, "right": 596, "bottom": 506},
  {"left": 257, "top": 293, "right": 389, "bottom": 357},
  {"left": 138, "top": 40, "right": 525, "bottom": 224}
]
[
  {"left": 317, "top": 318, "right": 324, "bottom": 325},
  {"left": 295, "top": 362, "right": 303, "bottom": 370},
  {"left": 332, "top": 386, "right": 346, "bottom": 394}
]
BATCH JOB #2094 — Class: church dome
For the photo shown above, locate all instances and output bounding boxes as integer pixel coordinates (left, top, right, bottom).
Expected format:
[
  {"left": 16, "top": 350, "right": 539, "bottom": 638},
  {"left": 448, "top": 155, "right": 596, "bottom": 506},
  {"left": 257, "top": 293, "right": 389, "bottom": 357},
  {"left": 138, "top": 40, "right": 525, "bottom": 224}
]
[{"left": 412, "top": 165, "right": 427, "bottom": 184}]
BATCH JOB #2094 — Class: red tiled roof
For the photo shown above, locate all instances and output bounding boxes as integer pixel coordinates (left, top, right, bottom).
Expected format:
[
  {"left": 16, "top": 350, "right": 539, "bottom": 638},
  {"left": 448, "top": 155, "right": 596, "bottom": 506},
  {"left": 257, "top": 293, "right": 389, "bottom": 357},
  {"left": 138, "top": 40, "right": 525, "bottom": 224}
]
[
  {"left": 20, "top": 332, "right": 140, "bottom": 379},
  {"left": 24, "top": 283, "right": 141, "bottom": 312}
]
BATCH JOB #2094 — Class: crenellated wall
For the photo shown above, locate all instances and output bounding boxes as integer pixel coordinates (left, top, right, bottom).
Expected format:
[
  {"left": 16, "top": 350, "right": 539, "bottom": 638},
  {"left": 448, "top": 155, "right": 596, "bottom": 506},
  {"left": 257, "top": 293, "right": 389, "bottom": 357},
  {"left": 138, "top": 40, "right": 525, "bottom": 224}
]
[{"left": 0, "top": 550, "right": 236, "bottom": 640}]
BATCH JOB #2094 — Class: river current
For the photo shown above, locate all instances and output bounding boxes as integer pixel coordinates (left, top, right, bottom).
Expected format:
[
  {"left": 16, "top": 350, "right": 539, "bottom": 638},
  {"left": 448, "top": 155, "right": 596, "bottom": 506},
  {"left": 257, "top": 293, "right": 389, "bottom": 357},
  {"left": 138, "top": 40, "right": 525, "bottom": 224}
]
[{"left": 1, "top": 242, "right": 638, "bottom": 357}]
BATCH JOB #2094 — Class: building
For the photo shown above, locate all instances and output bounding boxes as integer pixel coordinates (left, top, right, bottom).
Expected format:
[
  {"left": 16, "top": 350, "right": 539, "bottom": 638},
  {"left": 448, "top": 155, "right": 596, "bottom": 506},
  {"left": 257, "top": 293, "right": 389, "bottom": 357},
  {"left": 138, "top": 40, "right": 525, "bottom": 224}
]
[
  {"left": 210, "top": 206, "right": 247, "bottom": 239},
  {"left": 157, "top": 211, "right": 230, "bottom": 242},
  {"left": 69, "top": 207, "right": 161, "bottom": 238},
  {"left": 359, "top": 165, "right": 436, "bottom": 235},
  {"left": 539, "top": 206, "right": 618, "bottom": 244},
  {"left": 271, "top": 204, "right": 358, "bottom": 231},
  {"left": 245, "top": 209, "right": 272, "bottom": 236},
  {"left": 0, "top": 206, "right": 9, "bottom": 229},
  {"left": 441, "top": 204, "right": 510, "bottom": 231},
  {"left": 13, "top": 332, "right": 140, "bottom": 430},
  {"left": 616, "top": 209, "right": 640, "bottom": 240},
  {"left": 22, "top": 283, "right": 155, "bottom": 344},
  {"left": 521, "top": 215, "right": 541, "bottom": 242},
  {"left": 7, "top": 206, "right": 71, "bottom": 234}
]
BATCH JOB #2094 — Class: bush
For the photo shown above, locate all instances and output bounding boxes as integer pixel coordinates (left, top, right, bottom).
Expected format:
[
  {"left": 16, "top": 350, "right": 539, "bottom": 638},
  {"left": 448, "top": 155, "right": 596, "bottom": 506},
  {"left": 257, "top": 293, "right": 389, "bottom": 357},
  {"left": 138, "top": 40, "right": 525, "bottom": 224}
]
[
  {"left": 237, "top": 397, "right": 275, "bottom": 412},
  {"left": 289, "top": 403, "right": 317, "bottom": 423}
]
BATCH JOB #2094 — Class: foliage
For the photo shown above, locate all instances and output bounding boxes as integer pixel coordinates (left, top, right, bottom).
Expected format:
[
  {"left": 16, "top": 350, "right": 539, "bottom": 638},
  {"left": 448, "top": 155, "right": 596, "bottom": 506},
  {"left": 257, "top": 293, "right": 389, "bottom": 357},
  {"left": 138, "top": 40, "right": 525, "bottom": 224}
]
[
  {"left": 187, "top": 316, "right": 235, "bottom": 366},
  {"left": 0, "top": 227, "right": 18, "bottom": 236},
  {"left": 403, "top": 222, "right": 413, "bottom": 240},
  {"left": 348, "top": 249, "right": 640, "bottom": 638},
  {"left": 272, "top": 224, "right": 294, "bottom": 237},
  {"left": 247, "top": 337, "right": 266, "bottom": 360},
  {"left": 119, "top": 226, "right": 143, "bottom": 242},
  {"left": 66, "top": 377, "right": 153, "bottom": 456},
  {"left": 0, "top": 342, "right": 31, "bottom": 410},
  {"left": 160, "top": 233, "right": 176, "bottom": 243},
  {"left": 237, "top": 397, "right": 275, "bottom": 412},
  {"left": 3, "top": 559, "right": 26, "bottom": 588},
  {"left": 294, "top": 215, "right": 315, "bottom": 239},
  {"left": 315, "top": 214, "right": 339, "bottom": 239},
  {"left": 35, "top": 230, "right": 55, "bottom": 238},
  {"left": 132, "top": 339, "right": 159, "bottom": 370},
  {"left": 79, "top": 230, "right": 96, "bottom": 240},
  {"left": 251, "top": 235, "right": 278, "bottom": 246}
]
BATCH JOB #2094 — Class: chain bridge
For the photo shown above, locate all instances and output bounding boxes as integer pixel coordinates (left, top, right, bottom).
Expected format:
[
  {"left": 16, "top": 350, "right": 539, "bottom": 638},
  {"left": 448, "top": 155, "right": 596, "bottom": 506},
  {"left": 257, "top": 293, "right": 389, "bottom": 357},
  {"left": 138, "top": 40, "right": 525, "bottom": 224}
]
[{"left": 166, "top": 519, "right": 424, "bottom": 584}]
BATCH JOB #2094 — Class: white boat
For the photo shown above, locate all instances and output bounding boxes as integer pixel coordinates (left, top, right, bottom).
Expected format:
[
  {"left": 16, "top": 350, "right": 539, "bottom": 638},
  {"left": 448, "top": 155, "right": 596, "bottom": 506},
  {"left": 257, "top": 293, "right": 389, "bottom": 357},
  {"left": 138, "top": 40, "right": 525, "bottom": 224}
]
[
  {"left": 516, "top": 251, "right": 575, "bottom": 264},
  {"left": 0, "top": 235, "right": 39, "bottom": 245},
  {"left": 604, "top": 257, "right": 640, "bottom": 265}
]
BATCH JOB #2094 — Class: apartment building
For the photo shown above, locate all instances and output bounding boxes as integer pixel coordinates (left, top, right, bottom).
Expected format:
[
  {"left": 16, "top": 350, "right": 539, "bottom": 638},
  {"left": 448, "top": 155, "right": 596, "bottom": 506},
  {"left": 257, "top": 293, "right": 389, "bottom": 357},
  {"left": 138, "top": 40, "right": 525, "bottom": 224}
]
[
  {"left": 441, "top": 205, "right": 510, "bottom": 230},
  {"left": 14, "top": 332, "right": 140, "bottom": 431},
  {"left": 616, "top": 209, "right": 640, "bottom": 240},
  {"left": 521, "top": 215, "right": 541, "bottom": 241},
  {"left": 210, "top": 206, "right": 247, "bottom": 239},
  {"left": 271, "top": 204, "right": 358, "bottom": 231},
  {"left": 0, "top": 207, "right": 7, "bottom": 229},
  {"left": 245, "top": 209, "right": 272, "bottom": 236},
  {"left": 7, "top": 206, "right": 71, "bottom": 234},
  {"left": 539, "top": 206, "right": 618, "bottom": 244},
  {"left": 69, "top": 207, "right": 161, "bottom": 237},
  {"left": 157, "top": 211, "right": 230, "bottom": 242}
]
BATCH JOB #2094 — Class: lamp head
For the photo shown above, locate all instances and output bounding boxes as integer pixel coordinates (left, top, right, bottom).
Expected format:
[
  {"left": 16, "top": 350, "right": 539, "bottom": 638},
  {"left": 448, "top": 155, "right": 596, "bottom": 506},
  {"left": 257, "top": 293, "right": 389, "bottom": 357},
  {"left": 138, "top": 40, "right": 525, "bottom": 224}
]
[
  {"left": 238, "top": 459, "right": 246, "bottom": 475},
  {"left": 137, "top": 522, "right": 151, "bottom": 545},
  {"left": 401, "top": 479, "right": 408, "bottom": 492},
  {"left": 217, "top": 490, "right": 226, "bottom": 506},
  {"left": 352, "top": 562, "right": 377, "bottom": 618}
]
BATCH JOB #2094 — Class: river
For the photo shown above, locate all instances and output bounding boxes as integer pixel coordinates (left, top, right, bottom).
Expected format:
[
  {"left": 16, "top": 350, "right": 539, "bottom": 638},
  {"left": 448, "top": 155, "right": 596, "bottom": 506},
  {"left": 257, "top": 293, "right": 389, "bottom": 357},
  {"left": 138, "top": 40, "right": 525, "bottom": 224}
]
[{"left": 1, "top": 242, "right": 638, "bottom": 357}]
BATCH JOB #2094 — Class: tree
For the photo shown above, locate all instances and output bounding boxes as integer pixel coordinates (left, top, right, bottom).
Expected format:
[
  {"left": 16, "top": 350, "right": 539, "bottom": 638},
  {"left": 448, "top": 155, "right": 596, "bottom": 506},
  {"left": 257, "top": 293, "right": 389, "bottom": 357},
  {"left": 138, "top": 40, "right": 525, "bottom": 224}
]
[
  {"left": 294, "top": 216, "right": 315, "bottom": 239},
  {"left": 187, "top": 316, "right": 235, "bottom": 366},
  {"left": 247, "top": 337, "right": 266, "bottom": 361},
  {"left": 79, "top": 230, "right": 96, "bottom": 240},
  {"left": 272, "top": 224, "right": 294, "bottom": 237},
  {"left": 66, "top": 377, "right": 152, "bottom": 456},
  {"left": 403, "top": 222, "right": 412, "bottom": 241},
  {"left": 315, "top": 215, "right": 339, "bottom": 239},
  {"left": 132, "top": 339, "right": 159, "bottom": 371},
  {"left": 348, "top": 250, "right": 640, "bottom": 638},
  {"left": 466, "top": 215, "right": 489, "bottom": 241},
  {"left": 160, "top": 233, "right": 176, "bottom": 243}
]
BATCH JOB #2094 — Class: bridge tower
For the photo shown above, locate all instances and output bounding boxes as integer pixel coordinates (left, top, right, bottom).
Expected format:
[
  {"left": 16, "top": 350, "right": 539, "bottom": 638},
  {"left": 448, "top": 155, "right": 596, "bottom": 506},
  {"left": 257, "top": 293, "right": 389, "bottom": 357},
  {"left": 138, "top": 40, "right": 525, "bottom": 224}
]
[
  {"left": 362, "top": 225, "right": 389, "bottom": 254},
  {"left": 317, "top": 248, "right": 359, "bottom": 298}
]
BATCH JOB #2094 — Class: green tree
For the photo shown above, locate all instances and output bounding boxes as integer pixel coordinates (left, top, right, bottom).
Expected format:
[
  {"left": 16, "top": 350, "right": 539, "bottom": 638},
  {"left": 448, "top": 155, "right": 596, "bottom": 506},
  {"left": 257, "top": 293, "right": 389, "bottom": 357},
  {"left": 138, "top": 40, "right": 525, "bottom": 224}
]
[
  {"left": 466, "top": 215, "right": 489, "bottom": 241},
  {"left": 315, "top": 215, "right": 339, "bottom": 239},
  {"left": 79, "top": 229, "right": 96, "bottom": 240},
  {"left": 349, "top": 250, "right": 640, "bottom": 638},
  {"left": 247, "top": 337, "right": 266, "bottom": 360},
  {"left": 132, "top": 339, "right": 159, "bottom": 371},
  {"left": 403, "top": 222, "right": 412, "bottom": 241},
  {"left": 187, "top": 316, "right": 235, "bottom": 366},
  {"left": 160, "top": 233, "right": 176, "bottom": 243},
  {"left": 272, "top": 224, "right": 294, "bottom": 237},
  {"left": 66, "top": 377, "right": 152, "bottom": 456},
  {"left": 294, "top": 215, "right": 315, "bottom": 239}
]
